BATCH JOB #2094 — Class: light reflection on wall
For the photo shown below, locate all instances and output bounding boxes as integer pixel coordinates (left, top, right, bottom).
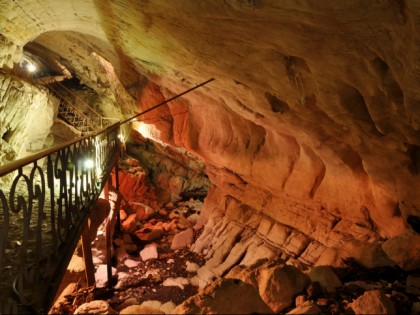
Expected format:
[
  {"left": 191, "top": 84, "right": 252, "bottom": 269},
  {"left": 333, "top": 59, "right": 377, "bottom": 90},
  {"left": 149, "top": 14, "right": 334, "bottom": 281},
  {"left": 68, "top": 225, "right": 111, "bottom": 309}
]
[{"left": 132, "top": 121, "right": 164, "bottom": 144}]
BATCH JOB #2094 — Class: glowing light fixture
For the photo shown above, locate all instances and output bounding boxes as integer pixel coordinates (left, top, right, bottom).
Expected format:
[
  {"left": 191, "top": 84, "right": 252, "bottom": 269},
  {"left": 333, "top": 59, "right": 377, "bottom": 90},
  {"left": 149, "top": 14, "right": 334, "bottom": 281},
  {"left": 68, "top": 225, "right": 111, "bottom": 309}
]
[
  {"left": 118, "top": 133, "right": 126, "bottom": 143},
  {"left": 27, "top": 63, "right": 37, "bottom": 72},
  {"left": 84, "top": 159, "right": 94, "bottom": 169}
]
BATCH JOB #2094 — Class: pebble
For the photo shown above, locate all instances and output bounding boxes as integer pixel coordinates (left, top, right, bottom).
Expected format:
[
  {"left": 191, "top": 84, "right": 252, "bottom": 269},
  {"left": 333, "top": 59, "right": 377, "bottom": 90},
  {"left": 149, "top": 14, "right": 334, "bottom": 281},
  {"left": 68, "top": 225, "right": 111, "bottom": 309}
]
[
  {"left": 140, "top": 243, "right": 158, "bottom": 261},
  {"left": 186, "top": 261, "right": 199, "bottom": 273},
  {"left": 163, "top": 277, "right": 189, "bottom": 290},
  {"left": 124, "top": 259, "right": 140, "bottom": 268}
]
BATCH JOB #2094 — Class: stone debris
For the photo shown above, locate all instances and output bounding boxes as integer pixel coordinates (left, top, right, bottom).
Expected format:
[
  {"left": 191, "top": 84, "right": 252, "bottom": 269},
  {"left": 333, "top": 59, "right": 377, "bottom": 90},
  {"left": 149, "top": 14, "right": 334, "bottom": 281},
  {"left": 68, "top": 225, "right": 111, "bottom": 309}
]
[
  {"left": 140, "top": 243, "right": 159, "bottom": 261},
  {"left": 172, "top": 278, "right": 273, "bottom": 314},
  {"left": 121, "top": 214, "right": 138, "bottom": 234},
  {"left": 307, "top": 266, "right": 342, "bottom": 293},
  {"left": 171, "top": 228, "right": 194, "bottom": 250},
  {"left": 141, "top": 300, "right": 162, "bottom": 310},
  {"left": 124, "top": 258, "right": 140, "bottom": 268},
  {"left": 135, "top": 226, "right": 164, "bottom": 241},
  {"left": 160, "top": 301, "right": 176, "bottom": 314},
  {"left": 119, "top": 305, "right": 164, "bottom": 314},
  {"left": 74, "top": 300, "right": 116, "bottom": 314},
  {"left": 349, "top": 290, "right": 396, "bottom": 314},
  {"left": 286, "top": 301, "right": 323, "bottom": 314},
  {"left": 162, "top": 277, "right": 189, "bottom": 290},
  {"left": 406, "top": 274, "right": 420, "bottom": 295},
  {"left": 95, "top": 265, "right": 117, "bottom": 288},
  {"left": 186, "top": 261, "right": 199, "bottom": 273}
]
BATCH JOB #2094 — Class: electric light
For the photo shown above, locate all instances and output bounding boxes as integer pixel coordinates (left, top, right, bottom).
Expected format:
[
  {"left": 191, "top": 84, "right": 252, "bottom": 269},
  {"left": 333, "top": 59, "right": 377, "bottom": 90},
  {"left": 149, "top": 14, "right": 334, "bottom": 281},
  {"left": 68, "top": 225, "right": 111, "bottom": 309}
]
[
  {"left": 84, "top": 159, "right": 94, "bottom": 169},
  {"left": 118, "top": 133, "right": 126, "bottom": 143},
  {"left": 27, "top": 63, "right": 36, "bottom": 72}
]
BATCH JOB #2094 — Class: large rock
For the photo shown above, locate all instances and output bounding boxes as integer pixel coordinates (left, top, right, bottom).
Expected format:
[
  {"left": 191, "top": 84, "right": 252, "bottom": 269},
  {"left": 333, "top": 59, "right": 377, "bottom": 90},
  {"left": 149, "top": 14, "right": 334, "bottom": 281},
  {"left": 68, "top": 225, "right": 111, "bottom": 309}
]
[
  {"left": 171, "top": 278, "right": 273, "bottom": 314},
  {"left": 257, "top": 262, "right": 311, "bottom": 313},
  {"left": 382, "top": 231, "right": 420, "bottom": 271},
  {"left": 119, "top": 305, "right": 164, "bottom": 314},
  {"left": 135, "top": 226, "right": 164, "bottom": 242},
  {"left": 74, "top": 300, "right": 116, "bottom": 314},
  {"left": 287, "top": 301, "right": 323, "bottom": 314},
  {"left": 171, "top": 228, "right": 194, "bottom": 250},
  {"left": 307, "top": 266, "right": 342, "bottom": 293},
  {"left": 349, "top": 290, "right": 396, "bottom": 314}
]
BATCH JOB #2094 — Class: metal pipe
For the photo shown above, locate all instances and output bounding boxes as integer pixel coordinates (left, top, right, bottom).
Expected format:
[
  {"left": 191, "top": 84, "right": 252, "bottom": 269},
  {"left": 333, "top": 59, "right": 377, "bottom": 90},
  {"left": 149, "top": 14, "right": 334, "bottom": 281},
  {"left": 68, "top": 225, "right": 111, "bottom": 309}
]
[{"left": 119, "top": 78, "right": 215, "bottom": 125}]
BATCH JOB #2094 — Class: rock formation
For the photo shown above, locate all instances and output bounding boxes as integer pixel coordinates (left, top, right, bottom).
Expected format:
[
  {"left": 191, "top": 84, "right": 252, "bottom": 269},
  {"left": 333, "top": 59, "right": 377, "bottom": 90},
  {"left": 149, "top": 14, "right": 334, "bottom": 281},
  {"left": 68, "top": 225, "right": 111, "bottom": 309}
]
[{"left": 1, "top": 0, "right": 420, "bottom": 294}]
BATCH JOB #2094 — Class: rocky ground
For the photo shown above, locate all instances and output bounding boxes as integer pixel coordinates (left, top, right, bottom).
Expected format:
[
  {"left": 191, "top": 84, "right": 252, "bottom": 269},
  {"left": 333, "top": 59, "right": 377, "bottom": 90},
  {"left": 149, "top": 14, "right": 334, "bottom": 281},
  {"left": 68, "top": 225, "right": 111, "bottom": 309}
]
[{"left": 50, "top": 157, "right": 420, "bottom": 315}]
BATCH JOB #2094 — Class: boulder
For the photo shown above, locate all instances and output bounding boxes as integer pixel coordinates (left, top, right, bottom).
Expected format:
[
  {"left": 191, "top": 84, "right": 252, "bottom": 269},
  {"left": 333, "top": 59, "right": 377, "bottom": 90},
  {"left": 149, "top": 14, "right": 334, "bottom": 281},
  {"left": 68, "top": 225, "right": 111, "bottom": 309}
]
[
  {"left": 171, "top": 278, "right": 273, "bottom": 314},
  {"left": 308, "top": 266, "right": 342, "bottom": 293},
  {"left": 287, "top": 301, "right": 323, "bottom": 314},
  {"left": 349, "top": 290, "right": 396, "bottom": 314},
  {"left": 171, "top": 228, "right": 194, "bottom": 250},
  {"left": 161, "top": 301, "right": 176, "bottom": 314},
  {"left": 135, "top": 226, "right": 164, "bottom": 241},
  {"left": 382, "top": 230, "right": 420, "bottom": 271},
  {"left": 121, "top": 214, "right": 138, "bottom": 234},
  {"left": 406, "top": 274, "right": 420, "bottom": 295},
  {"left": 74, "top": 300, "right": 116, "bottom": 314},
  {"left": 119, "top": 305, "right": 164, "bottom": 314},
  {"left": 257, "top": 262, "right": 311, "bottom": 312}
]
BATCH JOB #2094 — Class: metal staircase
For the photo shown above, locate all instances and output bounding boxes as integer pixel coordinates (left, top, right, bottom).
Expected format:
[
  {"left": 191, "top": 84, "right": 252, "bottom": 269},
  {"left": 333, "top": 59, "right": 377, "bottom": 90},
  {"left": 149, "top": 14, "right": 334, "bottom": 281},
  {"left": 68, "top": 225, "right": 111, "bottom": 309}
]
[
  {"left": 47, "top": 82, "right": 97, "bottom": 133},
  {"left": 57, "top": 94, "right": 94, "bottom": 132}
]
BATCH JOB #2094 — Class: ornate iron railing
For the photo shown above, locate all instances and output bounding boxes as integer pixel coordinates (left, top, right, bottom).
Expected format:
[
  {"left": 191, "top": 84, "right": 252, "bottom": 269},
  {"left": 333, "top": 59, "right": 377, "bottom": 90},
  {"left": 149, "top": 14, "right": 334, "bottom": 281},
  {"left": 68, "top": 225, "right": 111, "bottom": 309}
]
[{"left": 0, "top": 123, "right": 120, "bottom": 314}]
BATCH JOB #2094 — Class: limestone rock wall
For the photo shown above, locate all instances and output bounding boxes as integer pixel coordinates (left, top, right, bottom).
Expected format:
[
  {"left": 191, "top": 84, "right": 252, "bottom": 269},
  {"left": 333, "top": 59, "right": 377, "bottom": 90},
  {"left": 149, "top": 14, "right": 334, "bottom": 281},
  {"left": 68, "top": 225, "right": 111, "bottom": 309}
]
[{"left": 0, "top": 73, "right": 57, "bottom": 166}]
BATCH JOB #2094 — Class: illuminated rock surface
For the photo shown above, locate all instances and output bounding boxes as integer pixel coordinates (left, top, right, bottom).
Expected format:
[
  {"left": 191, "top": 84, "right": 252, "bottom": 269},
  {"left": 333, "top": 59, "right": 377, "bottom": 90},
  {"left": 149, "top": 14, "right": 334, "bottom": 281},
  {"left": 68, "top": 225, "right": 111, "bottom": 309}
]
[{"left": 1, "top": 1, "right": 420, "bottom": 313}]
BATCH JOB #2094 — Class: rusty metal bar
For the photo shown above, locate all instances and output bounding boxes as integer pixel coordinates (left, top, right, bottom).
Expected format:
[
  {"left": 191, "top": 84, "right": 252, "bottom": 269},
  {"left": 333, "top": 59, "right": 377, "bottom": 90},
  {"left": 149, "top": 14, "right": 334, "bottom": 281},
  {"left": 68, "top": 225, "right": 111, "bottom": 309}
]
[{"left": 120, "top": 78, "right": 215, "bottom": 125}]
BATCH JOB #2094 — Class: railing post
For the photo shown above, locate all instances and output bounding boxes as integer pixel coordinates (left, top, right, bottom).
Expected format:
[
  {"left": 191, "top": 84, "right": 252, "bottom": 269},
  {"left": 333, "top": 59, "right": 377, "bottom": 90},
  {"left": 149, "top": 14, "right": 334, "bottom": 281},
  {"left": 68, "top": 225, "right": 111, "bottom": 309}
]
[{"left": 81, "top": 224, "right": 95, "bottom": 287}]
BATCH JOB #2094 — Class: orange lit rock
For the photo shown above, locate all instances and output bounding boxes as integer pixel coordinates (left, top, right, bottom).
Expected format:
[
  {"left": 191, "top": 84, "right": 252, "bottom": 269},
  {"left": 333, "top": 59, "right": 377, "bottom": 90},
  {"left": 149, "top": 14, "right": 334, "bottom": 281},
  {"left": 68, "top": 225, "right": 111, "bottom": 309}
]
[
  {"left": 121, "top": 214, "right": 138, "bottom": 234},
  {"left": 134, "top": 226, "right": 164, "bottom": 242}
]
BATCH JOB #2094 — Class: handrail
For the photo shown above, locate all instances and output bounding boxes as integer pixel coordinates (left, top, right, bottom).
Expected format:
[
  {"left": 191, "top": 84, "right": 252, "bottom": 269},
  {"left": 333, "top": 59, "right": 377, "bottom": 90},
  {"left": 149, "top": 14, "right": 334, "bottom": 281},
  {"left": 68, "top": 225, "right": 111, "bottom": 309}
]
[
  {"left": 0, "top": 123, "right": 120, "bottom": 177},
  {"left": 48, "top": 83, "right": 93, "bottom": 126}
]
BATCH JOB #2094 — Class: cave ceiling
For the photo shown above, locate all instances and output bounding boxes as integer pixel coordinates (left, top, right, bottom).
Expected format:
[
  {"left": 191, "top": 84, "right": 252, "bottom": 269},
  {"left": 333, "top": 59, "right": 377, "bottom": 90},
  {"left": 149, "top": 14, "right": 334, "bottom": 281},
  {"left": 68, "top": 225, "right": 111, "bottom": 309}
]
[{"left": 1, "top": 0, "right": 420, "bottom": 266}]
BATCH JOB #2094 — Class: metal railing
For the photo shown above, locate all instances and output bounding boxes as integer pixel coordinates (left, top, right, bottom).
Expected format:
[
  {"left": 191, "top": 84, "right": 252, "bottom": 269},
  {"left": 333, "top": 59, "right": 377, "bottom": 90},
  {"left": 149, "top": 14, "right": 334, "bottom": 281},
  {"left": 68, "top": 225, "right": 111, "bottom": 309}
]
[{"left": 0, "top": 123, "right": 120, "bottom": 314}]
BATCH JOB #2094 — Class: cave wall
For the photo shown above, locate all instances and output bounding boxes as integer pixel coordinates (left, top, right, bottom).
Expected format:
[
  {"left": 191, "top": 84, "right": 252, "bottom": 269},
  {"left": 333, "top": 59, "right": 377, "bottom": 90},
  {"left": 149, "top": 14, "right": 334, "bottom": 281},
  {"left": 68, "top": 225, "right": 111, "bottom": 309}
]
[
  {"left": 1, "top": 1, "right": 420, "bottom": 268},
  {"left": 0, "top": 73, "right": 57, "bottom": 165}
]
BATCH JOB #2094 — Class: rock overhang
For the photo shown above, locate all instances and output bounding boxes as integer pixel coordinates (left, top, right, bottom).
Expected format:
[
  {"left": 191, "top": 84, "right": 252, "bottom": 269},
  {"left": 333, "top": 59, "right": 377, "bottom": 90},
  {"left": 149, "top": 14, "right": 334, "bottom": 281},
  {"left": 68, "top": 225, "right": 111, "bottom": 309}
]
[{"left": 0, "top": 0, "right": 420, "bottom": 268}]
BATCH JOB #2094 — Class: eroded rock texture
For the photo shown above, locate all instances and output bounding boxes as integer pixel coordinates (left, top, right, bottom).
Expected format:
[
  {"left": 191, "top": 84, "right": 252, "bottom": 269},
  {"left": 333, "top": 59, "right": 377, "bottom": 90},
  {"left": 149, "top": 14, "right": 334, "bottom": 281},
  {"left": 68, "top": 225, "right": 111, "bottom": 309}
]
[
  {"left": 1, "top": 1, "right": 420, "bottom": 270},
  {"left": 0, "top": 73, "right": 57, "bottom": 165}
]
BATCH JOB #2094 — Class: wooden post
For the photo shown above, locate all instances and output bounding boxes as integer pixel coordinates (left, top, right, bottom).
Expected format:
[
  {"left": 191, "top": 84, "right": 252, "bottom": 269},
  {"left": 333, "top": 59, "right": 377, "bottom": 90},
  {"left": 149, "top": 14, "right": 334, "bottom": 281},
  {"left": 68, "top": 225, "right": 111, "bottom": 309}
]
[
  {"left": 81, "top": 223, "right": 95, "bottom": 287},
  {"left": 106, "top": 216, "right": 113, "bottom": 287},
  {"left": 103, "top": 178, "right": 109, "bottom": 201}
]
